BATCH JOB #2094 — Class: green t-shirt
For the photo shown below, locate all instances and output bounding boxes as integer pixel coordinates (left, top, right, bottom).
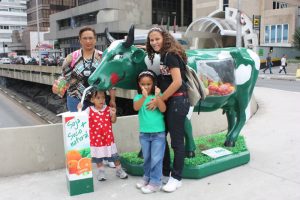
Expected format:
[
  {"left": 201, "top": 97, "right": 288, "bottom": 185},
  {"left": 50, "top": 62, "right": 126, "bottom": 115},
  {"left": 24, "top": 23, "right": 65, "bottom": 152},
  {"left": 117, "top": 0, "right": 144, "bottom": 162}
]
[{"left": 133, "top": 94, "right": 165, "bottom": 133}]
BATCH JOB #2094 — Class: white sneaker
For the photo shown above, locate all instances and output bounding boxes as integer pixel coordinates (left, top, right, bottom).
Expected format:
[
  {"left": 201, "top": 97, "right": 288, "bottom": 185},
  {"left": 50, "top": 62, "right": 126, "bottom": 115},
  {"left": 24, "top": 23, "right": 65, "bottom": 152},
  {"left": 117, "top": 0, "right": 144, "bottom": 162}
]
[
  {"left": 116, "top": 168, "right": 128, "bottom": 179},
  {"left": 103, "top": 160, "right": 116, "bottom": 168},
  {"left": 136, "top": 179, "right": 148, "bottom": 189},
  {"left": 107, "top": 162, "right": 116, "bottom": 168},
  {"left": 162, "top": 177, "right": 182, "bottom": 192},
  {"left": 162, "top": 175, "right": 169, "bottom": 184},
  {"left": 97, "top": 170, "right": 106, "bottom": 181},
  {"left": 141, "top": 184, "right": 161, "bottom": 194}
]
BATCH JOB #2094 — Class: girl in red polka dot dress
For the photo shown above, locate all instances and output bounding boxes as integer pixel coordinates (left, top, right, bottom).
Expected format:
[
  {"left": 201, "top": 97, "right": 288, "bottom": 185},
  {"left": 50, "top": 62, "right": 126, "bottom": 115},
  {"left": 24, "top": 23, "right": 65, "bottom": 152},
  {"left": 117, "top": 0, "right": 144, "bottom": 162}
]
[{"left": 78, "top": 90, "right": 128, "bottom": 181}]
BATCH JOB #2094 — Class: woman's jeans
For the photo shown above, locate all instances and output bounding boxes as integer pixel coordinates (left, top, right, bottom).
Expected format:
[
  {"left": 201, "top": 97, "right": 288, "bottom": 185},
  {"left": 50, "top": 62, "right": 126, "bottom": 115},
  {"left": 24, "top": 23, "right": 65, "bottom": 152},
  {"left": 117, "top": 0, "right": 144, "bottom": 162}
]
[
  {"left": 140, "top": 132, "right": 166, "bottom": 186},
  {"left": 163, "top": 96, "right": 190, "bottom": 181},
  {"left": 67, "top": 95, "right": 92, "bottom": 112}
]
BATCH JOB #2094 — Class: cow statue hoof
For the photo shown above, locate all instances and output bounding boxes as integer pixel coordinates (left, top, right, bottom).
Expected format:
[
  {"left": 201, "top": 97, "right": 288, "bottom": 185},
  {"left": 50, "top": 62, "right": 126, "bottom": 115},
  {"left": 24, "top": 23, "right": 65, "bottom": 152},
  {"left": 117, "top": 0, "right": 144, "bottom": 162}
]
[
  {"left": 224, "top": 140, "right": 235, "bottom": 147},
  {"left": 185, "top": 151, "right": 196, "bottom": 158}
]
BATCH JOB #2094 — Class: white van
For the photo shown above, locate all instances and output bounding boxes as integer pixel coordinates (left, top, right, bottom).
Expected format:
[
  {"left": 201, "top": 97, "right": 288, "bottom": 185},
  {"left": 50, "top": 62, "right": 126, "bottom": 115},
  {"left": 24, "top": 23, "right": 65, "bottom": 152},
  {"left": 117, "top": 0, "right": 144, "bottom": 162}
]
[{"left": 0, "top": 57, "right": 11, "bottom": 64}]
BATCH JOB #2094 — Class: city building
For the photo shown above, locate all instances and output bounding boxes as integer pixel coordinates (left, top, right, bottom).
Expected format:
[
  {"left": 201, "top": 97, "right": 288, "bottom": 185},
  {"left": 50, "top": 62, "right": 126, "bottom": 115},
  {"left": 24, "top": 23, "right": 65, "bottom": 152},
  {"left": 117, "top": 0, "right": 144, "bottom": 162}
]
[
  {"left": 45, "top": 0, "right": 192, "bottom": 56},
  {"left": 9, "top": 0, "right": 77, "bottom": 57},
  {"left": 192, "top": 0, "right": 300, "bottom": 58},
  {"left": 0, "top": 0, "right": 27, "bottom": 56}
]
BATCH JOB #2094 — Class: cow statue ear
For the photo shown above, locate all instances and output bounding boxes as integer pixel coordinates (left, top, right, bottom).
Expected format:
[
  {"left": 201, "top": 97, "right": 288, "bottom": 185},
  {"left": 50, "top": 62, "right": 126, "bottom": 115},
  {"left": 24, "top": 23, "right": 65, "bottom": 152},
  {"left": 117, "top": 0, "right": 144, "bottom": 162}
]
[{"left": 131, "top": 49, "right": 145, "bottom": 64}]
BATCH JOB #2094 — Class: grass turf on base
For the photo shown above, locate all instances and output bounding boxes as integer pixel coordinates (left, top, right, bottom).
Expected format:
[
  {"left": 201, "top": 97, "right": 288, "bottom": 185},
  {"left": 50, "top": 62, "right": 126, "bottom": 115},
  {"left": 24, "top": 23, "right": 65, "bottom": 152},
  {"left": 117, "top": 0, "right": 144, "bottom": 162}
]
[{"left": 120, "top": 132, "right": 250, "bottom": 178}]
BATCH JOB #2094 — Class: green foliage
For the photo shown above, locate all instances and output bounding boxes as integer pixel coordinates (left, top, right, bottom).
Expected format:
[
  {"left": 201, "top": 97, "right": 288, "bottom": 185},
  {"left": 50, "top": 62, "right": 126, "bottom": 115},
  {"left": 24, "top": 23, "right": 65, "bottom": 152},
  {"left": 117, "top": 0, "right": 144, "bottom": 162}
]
[
  {"left": 79, "top": 148, "right": 91, "bottom": 158},
  {"left": 121, "top": 152, "right": 143, "bottom": 165},
  {"left": 121, "top": 132, "right": 248, "bottom": 167},
  {"left": 293, "top": 27, "right": 300, "bottom": 50}
]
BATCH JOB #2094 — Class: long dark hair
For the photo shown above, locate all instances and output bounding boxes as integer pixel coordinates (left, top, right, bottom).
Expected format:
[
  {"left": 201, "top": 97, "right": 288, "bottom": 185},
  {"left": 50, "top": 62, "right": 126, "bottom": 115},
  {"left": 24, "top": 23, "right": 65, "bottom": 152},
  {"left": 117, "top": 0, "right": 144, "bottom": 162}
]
[
  {"left": 137, "top": 70, "right": 157, "bottom": 95},
  {"left": 146, "top": 26, "right": 187, "bottom": 64}
]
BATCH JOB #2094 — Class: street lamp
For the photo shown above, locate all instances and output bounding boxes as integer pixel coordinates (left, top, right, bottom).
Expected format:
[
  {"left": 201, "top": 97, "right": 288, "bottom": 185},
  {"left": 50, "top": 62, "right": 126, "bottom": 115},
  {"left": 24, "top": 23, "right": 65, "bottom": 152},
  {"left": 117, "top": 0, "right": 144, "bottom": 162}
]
[{"left": 36, "top": 0, "right": 41, "bottom": 66}]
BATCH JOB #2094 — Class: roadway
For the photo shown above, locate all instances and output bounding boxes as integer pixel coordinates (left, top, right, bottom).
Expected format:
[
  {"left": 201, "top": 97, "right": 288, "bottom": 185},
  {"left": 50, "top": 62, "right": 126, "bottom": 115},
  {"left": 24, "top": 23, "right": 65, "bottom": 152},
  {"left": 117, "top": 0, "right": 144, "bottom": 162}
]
[{"left": 0, "top": 90, "right": 46, "bottom": 128}]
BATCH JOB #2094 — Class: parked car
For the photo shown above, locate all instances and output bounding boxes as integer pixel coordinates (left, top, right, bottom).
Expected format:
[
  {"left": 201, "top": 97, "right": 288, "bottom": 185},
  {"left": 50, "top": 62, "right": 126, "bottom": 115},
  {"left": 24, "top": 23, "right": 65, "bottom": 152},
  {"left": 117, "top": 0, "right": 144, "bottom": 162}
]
[
  {"left": 27, "top": 57, "right": 38, "bottom": 65},
  {"left": 45, "top": 56, "right": 57, "bottom": 66},
  {"left": 0, "top": 57, "right": 11, "bottom": 64},
  {"left": 16, "top": 55, "right": 31, "bottom": 64}
]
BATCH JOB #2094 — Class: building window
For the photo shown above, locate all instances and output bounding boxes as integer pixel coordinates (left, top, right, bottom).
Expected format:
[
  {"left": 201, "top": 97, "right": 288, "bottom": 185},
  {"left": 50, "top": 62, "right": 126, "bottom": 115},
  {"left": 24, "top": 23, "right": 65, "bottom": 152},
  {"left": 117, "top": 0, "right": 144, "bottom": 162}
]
[
  {"left": 276, "top": 24, "right": 282, "bottom": 43},
  {"left": 265, "top": 24, "right": 289, "bottom": 44},
  {"left": 271, "top": 25, "right": 276, "bottom": 43},
  {"left": 223, "top": 0, "right": 229, "bottom": 11},
  {"left": 273, "top": 1, "right": 288, "bottom": 9},
  {"left": 283, "top": 24, "right": 288, "bottom": 42},
  {"left": 152, "top": 0, "right": 192, "bottom": 27},
  {"left": 265, "top": 26, "right": 270, "bottom": 43}
]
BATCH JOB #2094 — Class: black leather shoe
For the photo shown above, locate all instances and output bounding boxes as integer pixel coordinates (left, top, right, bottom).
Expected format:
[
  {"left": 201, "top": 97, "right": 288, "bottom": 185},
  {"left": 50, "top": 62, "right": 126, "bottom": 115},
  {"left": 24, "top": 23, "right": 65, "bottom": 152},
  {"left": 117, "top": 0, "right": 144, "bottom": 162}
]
[{"left": 185, "top": 151, "right": 195, "bottom": 158}]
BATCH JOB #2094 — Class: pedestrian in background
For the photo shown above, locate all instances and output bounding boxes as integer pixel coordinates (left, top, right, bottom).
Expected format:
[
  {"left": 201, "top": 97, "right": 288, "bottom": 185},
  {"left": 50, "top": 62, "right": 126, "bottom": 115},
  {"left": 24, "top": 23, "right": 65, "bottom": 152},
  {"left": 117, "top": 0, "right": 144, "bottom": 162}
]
[
  {"left": 279, "top": 54, "right": 287, "bottom": 74},
  {"left": 263, "top": 53, "right": 273, "bottom": 74}
]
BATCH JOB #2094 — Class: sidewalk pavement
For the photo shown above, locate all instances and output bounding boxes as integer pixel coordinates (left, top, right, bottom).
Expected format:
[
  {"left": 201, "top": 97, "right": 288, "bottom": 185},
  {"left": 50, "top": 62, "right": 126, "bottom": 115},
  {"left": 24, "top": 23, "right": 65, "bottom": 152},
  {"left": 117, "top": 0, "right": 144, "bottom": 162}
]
[
  {"left": 259, "top": 62, "right": 300, "bottom": 81},
  {"left": 0, "top": 86, "right": 299, "bottom": 200}
]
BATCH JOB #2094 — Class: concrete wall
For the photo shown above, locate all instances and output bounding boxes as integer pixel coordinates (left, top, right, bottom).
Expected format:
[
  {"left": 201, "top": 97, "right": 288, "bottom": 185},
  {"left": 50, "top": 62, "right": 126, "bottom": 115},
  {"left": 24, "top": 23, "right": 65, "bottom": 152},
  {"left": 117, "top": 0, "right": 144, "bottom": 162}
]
[{"left": 0, "top": 96, "right": 257, "bottom": 177}]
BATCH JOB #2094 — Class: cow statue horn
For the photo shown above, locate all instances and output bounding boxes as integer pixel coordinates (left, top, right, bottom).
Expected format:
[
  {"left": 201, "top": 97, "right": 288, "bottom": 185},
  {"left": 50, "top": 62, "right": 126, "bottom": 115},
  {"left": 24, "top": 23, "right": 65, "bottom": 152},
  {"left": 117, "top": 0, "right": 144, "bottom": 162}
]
[
  {"left": 105, "top": 27, "right": 116, "bottom": 44},
  {"left": 123, "top": 25, "right": 135, "bottom": 48}
]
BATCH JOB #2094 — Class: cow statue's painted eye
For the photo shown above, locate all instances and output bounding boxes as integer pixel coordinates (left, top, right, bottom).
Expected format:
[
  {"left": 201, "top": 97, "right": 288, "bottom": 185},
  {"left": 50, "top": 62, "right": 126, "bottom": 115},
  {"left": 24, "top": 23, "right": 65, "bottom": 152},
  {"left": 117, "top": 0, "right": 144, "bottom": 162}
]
[{"left": 113, "top": 54, "right": 123, "bottom": 60}]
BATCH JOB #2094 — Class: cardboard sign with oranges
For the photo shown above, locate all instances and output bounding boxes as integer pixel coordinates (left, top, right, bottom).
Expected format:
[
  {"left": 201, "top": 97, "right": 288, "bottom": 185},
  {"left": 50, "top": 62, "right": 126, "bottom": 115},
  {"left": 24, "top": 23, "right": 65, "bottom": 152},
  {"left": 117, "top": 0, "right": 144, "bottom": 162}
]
[{"left": 62, "top": 111, "right": 94, "bottom": 196}]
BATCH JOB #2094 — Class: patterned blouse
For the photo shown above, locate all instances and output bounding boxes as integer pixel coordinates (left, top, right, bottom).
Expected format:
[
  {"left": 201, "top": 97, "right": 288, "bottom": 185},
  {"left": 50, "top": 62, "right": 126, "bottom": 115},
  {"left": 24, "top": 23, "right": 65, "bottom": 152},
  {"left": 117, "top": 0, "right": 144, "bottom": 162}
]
[{"left": 62, "top": 49, "right": 102, "bottom": 100}]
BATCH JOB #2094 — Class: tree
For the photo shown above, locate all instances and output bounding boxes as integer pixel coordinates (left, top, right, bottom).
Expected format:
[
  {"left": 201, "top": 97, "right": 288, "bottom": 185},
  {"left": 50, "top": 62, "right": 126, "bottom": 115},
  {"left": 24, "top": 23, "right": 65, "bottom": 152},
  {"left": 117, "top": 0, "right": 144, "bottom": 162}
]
[{"left": 293, "top": 27, "right": 300, "bottom": 50}]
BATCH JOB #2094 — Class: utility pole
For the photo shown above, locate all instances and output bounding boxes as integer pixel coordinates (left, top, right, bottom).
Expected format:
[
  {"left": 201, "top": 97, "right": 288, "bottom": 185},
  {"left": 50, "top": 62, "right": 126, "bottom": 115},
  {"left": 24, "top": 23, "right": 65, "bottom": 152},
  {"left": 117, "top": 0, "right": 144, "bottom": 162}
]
[
  {"left": 180, "top": 0, "right": 184, "bottom": 27},
  {"left": 36, "top": 0, "right": 41, "bottom": 66},
  {"left": 236, "top": 0, "right": 242, "bottom": 48},
  {"left": 3, "top": 42, "right": 5, "bottom": 56}
]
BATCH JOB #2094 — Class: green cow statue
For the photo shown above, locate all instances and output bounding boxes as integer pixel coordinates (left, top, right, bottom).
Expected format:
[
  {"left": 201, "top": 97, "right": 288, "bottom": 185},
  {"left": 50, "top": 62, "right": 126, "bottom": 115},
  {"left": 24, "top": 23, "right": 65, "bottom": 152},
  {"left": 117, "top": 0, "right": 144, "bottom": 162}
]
[{"left": 88, "top": 26, "right": 260, "bottom": 155}]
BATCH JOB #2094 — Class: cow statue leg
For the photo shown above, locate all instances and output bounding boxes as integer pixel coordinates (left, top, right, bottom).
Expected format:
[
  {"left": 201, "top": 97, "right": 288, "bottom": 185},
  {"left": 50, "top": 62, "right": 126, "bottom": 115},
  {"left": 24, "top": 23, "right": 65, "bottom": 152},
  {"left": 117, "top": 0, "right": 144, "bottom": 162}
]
[
  {"left": 224, "top": 108, "right": 236, "bottom": 137},
  {"left": 224, "top": 105, "right": 246, "bottom": 147},
  {"left": 184, "top": 117, "right": 196, "bottom": 158}
]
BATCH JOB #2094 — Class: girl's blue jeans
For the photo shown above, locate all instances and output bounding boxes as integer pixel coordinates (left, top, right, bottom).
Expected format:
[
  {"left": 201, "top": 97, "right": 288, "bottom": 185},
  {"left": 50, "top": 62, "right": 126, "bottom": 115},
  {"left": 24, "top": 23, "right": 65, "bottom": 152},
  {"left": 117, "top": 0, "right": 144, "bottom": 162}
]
[{"left": 139, "top": 132, "right": 166, "bottom": 187}]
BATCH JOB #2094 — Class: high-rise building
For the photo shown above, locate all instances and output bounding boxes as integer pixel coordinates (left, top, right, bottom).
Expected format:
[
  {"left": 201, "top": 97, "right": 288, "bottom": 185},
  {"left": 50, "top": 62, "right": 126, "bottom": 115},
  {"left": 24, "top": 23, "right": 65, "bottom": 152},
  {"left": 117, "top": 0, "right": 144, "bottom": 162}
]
[
  {"left": 10, "top": 0, "right": 77, "bottom": 56},
  {"left": 0, "top": 0, "right": 27, "bottom": 56},
  {"left": 26, "top": 0, "right": 77, "bottom": 32},
  {"left": 46, "top": 0, "right": 193, "bottom": 55}
]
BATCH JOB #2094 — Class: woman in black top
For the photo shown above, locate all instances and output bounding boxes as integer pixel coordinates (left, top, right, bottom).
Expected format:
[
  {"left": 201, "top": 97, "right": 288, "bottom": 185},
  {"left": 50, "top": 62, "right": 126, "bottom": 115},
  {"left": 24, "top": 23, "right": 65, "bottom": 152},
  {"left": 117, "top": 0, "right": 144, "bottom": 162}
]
[{"left": 146, "top": 27, "right": 190, "bottom": 192}]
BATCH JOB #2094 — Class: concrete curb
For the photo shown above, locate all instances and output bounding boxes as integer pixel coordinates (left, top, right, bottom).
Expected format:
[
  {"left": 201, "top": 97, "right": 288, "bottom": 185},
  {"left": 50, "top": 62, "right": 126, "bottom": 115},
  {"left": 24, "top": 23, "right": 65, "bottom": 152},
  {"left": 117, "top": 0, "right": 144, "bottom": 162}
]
[{"left": 258, "top": 74, "right": 300, "bottom": 81}]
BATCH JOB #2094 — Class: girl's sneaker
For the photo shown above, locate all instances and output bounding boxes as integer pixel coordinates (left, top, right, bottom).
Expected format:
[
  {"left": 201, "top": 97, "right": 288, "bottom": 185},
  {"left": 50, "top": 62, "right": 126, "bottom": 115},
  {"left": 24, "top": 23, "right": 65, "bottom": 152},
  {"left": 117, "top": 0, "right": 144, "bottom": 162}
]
[
  {"left": 141, "top": 184, "right": 161, "bottom": 194},
  {"left": 103, "top": 160, "right": 116, "bottom": 168},
  {"left": 162, "top": 177, "right": 182, "bottom": 192},
  {"left": 116, "top": 168, "right": 128, "bottom": 179},
  {"left": 136, "top": 180, "right": 148, "bottom": 189},
  {"left": 97, "top": 170, "right": 106, "bottom": 181}
]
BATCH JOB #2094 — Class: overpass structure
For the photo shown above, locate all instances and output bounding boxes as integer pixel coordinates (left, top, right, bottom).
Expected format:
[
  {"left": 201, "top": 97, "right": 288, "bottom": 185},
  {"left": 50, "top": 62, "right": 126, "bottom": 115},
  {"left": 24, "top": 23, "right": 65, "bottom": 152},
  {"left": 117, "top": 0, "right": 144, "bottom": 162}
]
[{"left": 0, "top": 64, "right": 136, "bottom": 99}]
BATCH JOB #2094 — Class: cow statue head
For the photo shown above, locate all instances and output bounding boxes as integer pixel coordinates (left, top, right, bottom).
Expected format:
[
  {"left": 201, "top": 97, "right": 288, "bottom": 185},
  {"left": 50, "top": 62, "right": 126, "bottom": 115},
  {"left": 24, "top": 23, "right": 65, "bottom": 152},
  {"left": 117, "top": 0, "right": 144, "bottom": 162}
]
[{"left": 88, "top": 25, "right": 147, "bottom": 90}]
